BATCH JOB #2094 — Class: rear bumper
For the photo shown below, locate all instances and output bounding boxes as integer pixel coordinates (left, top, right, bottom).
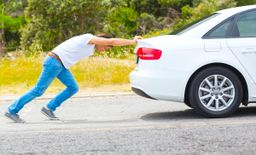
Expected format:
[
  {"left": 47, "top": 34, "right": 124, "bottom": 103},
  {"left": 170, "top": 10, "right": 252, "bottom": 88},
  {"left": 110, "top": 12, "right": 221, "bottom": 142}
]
[
  {"left": 129, "top": 68, "right": 185, "bottom": 102},
  {"left": 131, "top": 87, "right": 156, "bottom": 100}
]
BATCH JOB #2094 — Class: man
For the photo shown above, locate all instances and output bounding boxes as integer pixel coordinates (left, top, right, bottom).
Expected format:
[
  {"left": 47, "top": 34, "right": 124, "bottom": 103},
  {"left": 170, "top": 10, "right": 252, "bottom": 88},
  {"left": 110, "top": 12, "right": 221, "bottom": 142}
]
[{"left": 5, "top": 33, "right": 142, "bottom": 123}]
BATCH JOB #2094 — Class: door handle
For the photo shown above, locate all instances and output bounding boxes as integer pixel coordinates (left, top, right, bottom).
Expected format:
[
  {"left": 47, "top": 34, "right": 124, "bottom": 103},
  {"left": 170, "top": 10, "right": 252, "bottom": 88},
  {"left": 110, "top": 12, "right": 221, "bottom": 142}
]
[{"left": 242, "top": 48, "right": 256, "bottom": 54}]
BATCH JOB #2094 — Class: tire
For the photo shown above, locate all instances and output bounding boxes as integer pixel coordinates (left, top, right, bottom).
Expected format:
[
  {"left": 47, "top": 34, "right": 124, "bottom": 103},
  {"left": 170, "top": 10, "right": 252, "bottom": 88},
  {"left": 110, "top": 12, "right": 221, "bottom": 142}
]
[{"left": 189, "top": 66, "right": 243, "bottom": 118}]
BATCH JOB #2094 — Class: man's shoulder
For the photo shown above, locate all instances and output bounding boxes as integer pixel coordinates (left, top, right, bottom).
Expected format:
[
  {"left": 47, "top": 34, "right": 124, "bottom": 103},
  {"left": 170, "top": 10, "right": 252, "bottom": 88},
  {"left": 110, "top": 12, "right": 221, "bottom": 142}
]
[
  {"left": 77, "top": 33, "right": 94, "bottom": 38},
  {"left": 71, "top": 33, "right": 95, "bottom": 42}
]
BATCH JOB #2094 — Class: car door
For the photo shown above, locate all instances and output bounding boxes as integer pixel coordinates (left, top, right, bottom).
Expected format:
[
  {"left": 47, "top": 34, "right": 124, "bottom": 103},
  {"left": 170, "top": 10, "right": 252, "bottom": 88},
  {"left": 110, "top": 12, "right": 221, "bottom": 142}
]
[{"left": 226, "top": 10, "right": 256, "bottom": 83}]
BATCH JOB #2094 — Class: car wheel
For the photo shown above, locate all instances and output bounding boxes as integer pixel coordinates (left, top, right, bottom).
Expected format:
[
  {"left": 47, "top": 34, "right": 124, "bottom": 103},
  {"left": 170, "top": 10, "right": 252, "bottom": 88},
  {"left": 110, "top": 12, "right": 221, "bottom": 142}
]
[{"left": 189, "top": 66, "right": 243, "bottom": 118}]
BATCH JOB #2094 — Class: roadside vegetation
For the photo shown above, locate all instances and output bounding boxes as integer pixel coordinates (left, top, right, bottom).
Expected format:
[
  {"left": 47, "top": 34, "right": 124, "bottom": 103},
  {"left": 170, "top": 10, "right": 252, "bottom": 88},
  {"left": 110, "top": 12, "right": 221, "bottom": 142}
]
[
  {"left": 0, "top": 53, "right": 136, "bottom": 94},
  {"left": 0, "top": 0, "right": 255, "bottom": 94}
]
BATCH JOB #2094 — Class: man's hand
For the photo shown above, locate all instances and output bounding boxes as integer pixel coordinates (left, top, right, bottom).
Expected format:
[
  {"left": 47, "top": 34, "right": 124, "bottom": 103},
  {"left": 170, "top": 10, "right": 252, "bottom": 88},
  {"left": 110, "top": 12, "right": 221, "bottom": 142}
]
[{"left": 133, "top": 36, "right": 143, "bottom": 44}]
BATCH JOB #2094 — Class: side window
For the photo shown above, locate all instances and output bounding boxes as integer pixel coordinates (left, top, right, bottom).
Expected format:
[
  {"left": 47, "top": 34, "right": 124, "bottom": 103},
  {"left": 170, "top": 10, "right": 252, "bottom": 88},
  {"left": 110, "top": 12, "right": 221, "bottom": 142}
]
[
  {"left": 204, "top": 18, "right": 233, "bottom": 38},
  {"left": 233, "top": 10, "right": 256, "bottom": 37}
]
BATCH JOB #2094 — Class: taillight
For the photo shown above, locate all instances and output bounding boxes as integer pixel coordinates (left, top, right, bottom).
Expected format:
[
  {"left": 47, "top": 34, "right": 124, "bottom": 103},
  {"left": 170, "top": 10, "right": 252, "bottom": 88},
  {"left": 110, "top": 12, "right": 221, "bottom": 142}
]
[{"left": 136, "top": 47, "right": 162, "bottom": 60}]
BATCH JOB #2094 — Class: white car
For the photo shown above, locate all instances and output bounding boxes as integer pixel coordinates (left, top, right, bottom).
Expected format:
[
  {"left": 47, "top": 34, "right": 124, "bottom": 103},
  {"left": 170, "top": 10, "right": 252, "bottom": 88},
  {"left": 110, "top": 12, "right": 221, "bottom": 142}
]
[{"left": 130, "top": 5, "right": 256, "bottom": 117}]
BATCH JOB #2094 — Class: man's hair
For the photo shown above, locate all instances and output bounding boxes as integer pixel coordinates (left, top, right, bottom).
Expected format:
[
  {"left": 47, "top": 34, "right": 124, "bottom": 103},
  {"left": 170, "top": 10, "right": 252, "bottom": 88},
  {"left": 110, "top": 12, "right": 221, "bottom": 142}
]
[{"left": 96, "top": 33, "right": 113, "bottom": 39}]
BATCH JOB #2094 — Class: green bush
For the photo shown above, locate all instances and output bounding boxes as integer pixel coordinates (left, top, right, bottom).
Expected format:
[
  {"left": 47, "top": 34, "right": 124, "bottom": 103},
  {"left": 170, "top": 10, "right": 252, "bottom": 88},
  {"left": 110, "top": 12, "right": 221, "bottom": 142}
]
[
  {"left": 20, "top": 0, "right": 105, "bottom": 52},
  {"left": 0, "top": 1, "right": 25, "bottom": 51},
  {"left": 104, "top": 7, "right": 139, "bottom": 38},
  {"left": 236, "top": 0, "right": 256, "bottom": 6}
]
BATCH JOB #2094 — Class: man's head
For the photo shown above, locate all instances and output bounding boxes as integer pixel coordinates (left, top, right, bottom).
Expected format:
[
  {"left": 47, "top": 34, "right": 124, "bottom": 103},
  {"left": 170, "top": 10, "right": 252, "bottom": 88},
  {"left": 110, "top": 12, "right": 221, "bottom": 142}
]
[{"left": 94, "top": 33, "right": 113, "bottom": 52}]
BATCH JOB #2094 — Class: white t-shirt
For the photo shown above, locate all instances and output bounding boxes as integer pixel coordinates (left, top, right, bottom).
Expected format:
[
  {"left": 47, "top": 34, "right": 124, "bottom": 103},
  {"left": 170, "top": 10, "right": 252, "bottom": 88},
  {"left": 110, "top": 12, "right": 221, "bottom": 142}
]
[{"left": 52, "top": 33, "right": 96, "bottom": 69}]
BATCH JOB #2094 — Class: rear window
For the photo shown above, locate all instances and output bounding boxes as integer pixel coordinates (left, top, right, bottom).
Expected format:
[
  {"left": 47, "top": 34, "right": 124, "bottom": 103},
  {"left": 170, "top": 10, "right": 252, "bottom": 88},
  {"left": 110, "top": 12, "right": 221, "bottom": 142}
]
[
  {"left": 235, "top": 10, "right": 256, "bottom": 37},
  {"left": 170, "top": 13, "right": 219, "bottom": 35},
  {"left": 203, "top": 17, "right": 234, "bottom": 38}
]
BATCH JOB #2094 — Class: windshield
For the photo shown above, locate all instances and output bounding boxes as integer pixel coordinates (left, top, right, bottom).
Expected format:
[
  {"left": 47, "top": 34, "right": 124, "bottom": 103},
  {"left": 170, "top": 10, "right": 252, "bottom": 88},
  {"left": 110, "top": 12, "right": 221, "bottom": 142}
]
[{"left": 170, "top": 13, "right": 220, "bottom": 35}]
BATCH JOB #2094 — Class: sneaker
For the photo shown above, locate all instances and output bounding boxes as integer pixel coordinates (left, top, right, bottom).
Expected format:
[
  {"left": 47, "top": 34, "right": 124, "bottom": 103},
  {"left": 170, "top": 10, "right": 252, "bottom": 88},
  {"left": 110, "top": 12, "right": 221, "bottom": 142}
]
[
  {"left": 41, "top": 107, "right": 59, "bottom": 120},
  {"left": 4, "top": 112, "right": 25, "bottom": 123}
]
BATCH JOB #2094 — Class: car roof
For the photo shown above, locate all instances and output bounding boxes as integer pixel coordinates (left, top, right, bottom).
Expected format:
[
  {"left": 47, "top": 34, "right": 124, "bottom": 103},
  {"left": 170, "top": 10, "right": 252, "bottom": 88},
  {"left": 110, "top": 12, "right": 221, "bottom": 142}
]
[{"left": 216, "top": 5, "right": 256, "bottom": 15}]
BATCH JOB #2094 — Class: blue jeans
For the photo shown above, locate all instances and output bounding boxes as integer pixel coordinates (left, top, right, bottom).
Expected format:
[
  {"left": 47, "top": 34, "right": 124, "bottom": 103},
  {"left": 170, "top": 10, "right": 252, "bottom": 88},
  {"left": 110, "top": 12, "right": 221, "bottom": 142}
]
[{"left": 8, "top": 56, "right": 79, "bottom": 114}]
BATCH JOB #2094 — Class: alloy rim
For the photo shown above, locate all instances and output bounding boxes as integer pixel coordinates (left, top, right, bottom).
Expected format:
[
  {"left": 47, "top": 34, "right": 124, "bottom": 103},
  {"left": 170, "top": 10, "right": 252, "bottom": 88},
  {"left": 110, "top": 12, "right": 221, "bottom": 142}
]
[{"left": 198, "top": 74, "right": 235, "bottom": 112}]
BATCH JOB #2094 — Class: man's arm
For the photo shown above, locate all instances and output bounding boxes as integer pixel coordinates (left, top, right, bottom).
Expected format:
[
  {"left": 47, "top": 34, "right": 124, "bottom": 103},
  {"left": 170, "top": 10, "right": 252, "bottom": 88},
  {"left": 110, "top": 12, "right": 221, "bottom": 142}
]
[{"left": 89, "top": 36, "right": 142, "bottom": 46}]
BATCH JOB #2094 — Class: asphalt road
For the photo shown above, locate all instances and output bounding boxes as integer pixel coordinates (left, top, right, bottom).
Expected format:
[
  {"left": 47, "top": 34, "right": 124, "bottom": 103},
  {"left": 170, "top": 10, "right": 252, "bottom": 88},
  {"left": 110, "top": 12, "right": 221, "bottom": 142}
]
[{"left": 1, "top": 94, "right": 256, "bottom": 155}]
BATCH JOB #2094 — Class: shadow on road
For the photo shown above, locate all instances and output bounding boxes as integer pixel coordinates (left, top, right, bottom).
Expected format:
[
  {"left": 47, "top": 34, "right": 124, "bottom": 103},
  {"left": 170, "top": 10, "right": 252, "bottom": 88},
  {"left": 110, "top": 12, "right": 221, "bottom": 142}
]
[
  {"left": 141, "top": 109, "right": 202, "bottom": 121},
  {"left": 23, "top": 119, "right": 138, "bottom": 125},
  {"left": 141, "top": 106, "right": 256, "bottom": 121},
  {"left": 234, "top": 106, "right": 256, "bottom": 117}
]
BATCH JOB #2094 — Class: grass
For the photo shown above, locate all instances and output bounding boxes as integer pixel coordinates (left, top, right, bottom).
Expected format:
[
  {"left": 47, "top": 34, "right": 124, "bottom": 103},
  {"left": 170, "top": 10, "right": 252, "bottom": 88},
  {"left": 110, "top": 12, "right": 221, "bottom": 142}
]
[{"left": 0, "top": 53, "right": 136, "bottom": 95}]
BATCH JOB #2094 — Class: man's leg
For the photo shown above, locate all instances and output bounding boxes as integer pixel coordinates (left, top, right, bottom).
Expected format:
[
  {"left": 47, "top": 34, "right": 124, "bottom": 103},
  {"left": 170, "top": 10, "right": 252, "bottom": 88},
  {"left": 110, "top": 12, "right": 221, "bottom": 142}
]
[
  {"left": 46, "top": 69, "right": 79, "bottom": 111},
  {"left": 8, "top": 57, "right": 62, "bottom": 115}
]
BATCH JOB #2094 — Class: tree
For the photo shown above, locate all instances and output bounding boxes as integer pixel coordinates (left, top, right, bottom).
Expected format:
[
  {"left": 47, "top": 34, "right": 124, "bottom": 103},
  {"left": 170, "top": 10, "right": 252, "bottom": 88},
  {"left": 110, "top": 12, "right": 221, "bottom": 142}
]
[
  {"left": 236, "top": 0, "right": 256, "bottom": 6},
  {"left": 20, "top": 0, "right": 106, "bottom": 52},
  {"left": 103, "top": 0, "right": 182, "bottom": 36},
  {"left": 0, "top": 0, "right": 25, "bottom": 53},
  {"left": 158, "top": 0, "right": 193, "bottom": 11},
  {"left": 104, "top": 6, "right": 139, "bottom": 37}
]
